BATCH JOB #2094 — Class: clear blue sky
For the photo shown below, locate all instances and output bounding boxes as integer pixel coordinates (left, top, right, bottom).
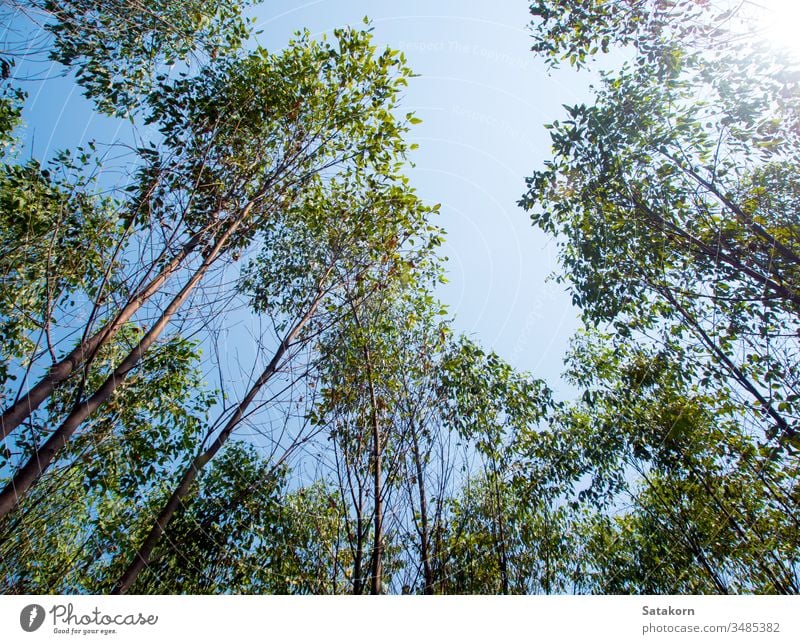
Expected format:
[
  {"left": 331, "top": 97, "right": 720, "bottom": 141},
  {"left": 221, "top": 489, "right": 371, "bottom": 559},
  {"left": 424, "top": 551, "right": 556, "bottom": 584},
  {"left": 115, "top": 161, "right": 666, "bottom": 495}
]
[
  {"left": 15, "top": 0, "right": 611, "bottom": 395},
  {"left": 249, "top": 0, "right": 605, "bottom": 393}
]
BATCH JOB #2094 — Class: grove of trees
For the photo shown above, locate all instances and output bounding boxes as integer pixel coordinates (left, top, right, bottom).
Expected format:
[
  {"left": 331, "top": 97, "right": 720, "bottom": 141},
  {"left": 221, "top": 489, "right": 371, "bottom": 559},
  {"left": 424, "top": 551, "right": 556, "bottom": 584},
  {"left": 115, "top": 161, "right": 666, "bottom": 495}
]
[{"left": 0, "top": 0, "right": 797, "bottom": 594}]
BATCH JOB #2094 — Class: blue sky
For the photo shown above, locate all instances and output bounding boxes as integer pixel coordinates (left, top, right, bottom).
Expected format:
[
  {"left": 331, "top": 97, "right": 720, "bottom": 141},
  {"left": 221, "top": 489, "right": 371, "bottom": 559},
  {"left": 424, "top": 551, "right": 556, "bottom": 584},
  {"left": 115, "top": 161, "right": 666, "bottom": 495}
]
[
  {"left": 12, "top": 0, "right": 797, "bottom": 397},
  {"left": 13, "top": 0, "right": 614, "bottom": 396},
  {"left": 248, "top": 0, "right": 602, "bottom": 393}
]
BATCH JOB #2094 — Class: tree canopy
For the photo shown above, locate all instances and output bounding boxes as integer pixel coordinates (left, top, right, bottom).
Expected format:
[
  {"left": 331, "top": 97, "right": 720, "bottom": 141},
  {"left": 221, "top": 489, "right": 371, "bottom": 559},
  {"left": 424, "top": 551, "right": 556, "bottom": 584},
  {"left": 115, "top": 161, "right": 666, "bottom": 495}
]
[{"left": 1, "top": 0, "right": 798, "bottom": 596}]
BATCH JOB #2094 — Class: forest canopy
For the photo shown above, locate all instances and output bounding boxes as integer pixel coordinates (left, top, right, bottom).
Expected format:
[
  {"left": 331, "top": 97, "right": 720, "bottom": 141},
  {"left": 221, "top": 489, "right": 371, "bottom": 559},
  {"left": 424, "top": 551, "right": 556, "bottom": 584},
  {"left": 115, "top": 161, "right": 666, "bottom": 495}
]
[{"left": 0, "top": 0, "right": 797, "bottom": 594}]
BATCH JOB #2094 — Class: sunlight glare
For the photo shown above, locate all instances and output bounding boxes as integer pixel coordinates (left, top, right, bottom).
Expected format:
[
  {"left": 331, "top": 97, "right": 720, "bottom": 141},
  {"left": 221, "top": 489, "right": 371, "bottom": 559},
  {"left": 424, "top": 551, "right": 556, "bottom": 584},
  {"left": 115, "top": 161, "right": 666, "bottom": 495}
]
[{"left": 753, "top": 0, "right": 800, "bottom": 56}]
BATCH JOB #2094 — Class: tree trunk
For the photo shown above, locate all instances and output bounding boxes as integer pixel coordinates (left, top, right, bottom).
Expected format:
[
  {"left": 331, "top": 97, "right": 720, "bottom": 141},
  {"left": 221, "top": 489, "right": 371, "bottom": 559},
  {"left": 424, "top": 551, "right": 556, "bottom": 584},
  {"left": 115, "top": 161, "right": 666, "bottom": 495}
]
[
  {"left": 410, "top": 424, "right": 433, "bottom": 594},
  {"left": 0, "top": 215, "right": 244, "bottom": 519},
  {"left": 352, "top": 509, "right": 365, "bottom": 595},
  {"left": 111, "top": 290, "right": 323, "bottom": 594},
  {"left": 489, "top": 457, "right": 509, "bottom": 594},
  {"left": 369, "top": 408, "right": 383, "bottom": 595},
  {"left": 360, "top": 335, "right": 383, "bottom": 595},
  {"left": 0, "top": 232, "right": 203, "bottom": 440}
]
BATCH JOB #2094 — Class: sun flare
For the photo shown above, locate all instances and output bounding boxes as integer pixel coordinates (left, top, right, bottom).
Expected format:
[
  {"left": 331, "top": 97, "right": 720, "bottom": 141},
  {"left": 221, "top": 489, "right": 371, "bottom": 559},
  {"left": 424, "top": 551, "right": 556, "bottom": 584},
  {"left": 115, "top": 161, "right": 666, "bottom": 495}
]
[{"left": 752, "top": 0, "right": 800, "bottom": 56}]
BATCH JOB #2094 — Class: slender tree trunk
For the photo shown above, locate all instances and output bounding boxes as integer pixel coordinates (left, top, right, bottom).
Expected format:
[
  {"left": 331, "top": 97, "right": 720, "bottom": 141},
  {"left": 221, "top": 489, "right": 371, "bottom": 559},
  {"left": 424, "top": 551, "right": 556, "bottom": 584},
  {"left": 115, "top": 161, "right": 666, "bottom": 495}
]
[
  {"left": 496, "top": 497, "right": 510, "bottom": 594},
  {"left": 0, "top": 231, "right": 204, "bottom": 440},
  {"left": 355, "top": 321, "right": 383, "bottom": 595},
  {"left": 111, "top": 291, "right": 323, "bottom": 594},
  {"left": 686, "top": 527, "right": 730, "bottom": 594},
  {"left": 410, "top": 424, "right": 433, "bottom": 594},
  {"left": 367, "top": 361, "right": 383, "bottom": 595},
  {"left": 0, "top": 214, "right": 245, "bottom": 520},
  {"left": 487, "top": 455, "right": 510, "bottom": 594},
  {"left": 352, "top": 509, "right": 365, "bottom": 595},
  {"left": 335, "top": 432, "right": 366, "bottom": 595}
]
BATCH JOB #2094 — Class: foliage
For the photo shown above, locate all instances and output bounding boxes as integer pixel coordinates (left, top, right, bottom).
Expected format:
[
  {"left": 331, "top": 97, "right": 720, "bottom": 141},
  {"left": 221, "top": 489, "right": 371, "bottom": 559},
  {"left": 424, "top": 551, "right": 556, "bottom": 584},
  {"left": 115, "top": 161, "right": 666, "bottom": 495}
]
[
  {"left": 549, "top": 329, "right": 800, "bottom": 593},
  {"left": 0, "top": 157, "right": 121, "bottom": 390},
  {"left": 522, "top": 4, "right": 800, "bottom": 451},
  {"left": 516, "top": 0, "right": 800, "bottom": 594},
  {"left": 439, "top": 474, "right": 576, "bottom": 594},
  {"left": 32, "top": 0, "right": 260, "bottom": 115},
  {"left": 0, "top": 71, "right": 23, "bottom": 150},
  {"left": 0, "top": 331, "right": 213, "bottom": 593},
  {"left": 130, "top": 442, "right": 345, "bottom": 594},
  {"left": 2, "top": 0, "right": 799, "bottom": 597}
]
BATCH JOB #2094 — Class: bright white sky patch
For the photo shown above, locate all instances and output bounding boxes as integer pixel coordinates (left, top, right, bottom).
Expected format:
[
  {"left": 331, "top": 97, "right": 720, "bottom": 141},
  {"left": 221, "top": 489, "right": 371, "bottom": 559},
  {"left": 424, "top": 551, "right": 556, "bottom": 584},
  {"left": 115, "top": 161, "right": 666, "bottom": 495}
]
[{"left": 747, "top": 0, "right": 800, "bottom": 56}]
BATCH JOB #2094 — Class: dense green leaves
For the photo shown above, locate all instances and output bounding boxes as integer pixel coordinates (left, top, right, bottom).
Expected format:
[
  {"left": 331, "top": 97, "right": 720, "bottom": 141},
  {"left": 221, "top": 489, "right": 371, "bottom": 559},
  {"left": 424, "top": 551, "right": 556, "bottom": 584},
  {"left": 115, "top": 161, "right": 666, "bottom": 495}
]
[
  {"left": 0, "top": 330, "right": 212, "bottom": 593},
  {"left": 3, "top": 0, "right": 798, "bottom": 597},
  {"left": 0, "top": 158, "right": 121, "bottom": 389},
  {"left": 38, "top": 0, "right": 259, "bottom": 115},
  {"left": 518, "top": 0, "right": 800, "bottom": 594},
  {"left": 522, "top": 6, "right": 800, "bottom": 449}
]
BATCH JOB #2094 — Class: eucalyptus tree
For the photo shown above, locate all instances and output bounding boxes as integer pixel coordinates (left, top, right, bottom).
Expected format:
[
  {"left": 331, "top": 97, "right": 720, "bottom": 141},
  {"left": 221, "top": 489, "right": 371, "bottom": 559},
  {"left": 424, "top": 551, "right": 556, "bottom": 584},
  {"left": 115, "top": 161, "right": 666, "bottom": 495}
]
[
  {"left": 522, "top": 1, "right": 800, "bottom": 454},
  {"left": 110, "top": 169, "right": 440, "bottom": 594},
  {"left": 127, "top": 442, "right": 351, "bottom": 594},
  {"left": 2, "top": 0, "right": 259, "bottom": 116},
  {"left": 0, "top": 27, "right": 424, "bottom": 518},
  {"left": 528, "top": 0, "right": 736, "bottom": 71},
  {"left": 306, "top": 250, "right": 445, "bottom": 594},
  {"left": 0, "top": 329, "right": 213, "bottom": 593},
  {"left": 2, "top": 25, "right": 419, "bottom": 435},
  {"left": 435, "top": 338, "right": 553, "bottom": 594},
  {"left": 0, "top": 72, "right": 22, "bottom": 149},
  {"left": 348, "top": 290, "right": 454, "bottom": 595},
  {"left": 539, "top": 329, "right": 800, "bottom": 594},
  {"left": 312, "top": 292, "right": 556, "bottom": 594},
  {"left": 389, "top": 302, "right": 455, "bottom": 595},
  {"left": 129, "top": 441, "right": 289, "bottom": 594},
  {"left": 439, "top": 474, "right": 577, "bottom": 594}
]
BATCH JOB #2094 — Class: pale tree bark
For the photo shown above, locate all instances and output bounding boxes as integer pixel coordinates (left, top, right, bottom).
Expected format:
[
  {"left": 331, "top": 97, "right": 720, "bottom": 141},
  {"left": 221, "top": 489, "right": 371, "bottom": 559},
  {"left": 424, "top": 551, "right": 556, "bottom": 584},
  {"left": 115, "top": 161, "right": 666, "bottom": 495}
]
[
  {"left": 0, "top": 231, "right": 204, "bottom": 440},
  {"left": 0, "top": 208, "right": 249, "bottom": 519}
]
